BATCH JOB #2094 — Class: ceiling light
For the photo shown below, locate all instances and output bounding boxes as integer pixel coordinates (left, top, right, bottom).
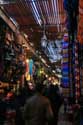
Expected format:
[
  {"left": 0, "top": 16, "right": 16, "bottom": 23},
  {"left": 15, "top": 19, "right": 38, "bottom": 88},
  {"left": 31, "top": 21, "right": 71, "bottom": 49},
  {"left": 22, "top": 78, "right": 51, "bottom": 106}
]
[
  {"left": 41, "top": 58, "right": 46, "bottom": 64},
  {"left": 30, "top": 42, "right": 34, "bottom": 47},
  {"left": 26, "top": 59, "right": 29, "bottom": 63},
  {"left": 41, "top": 34, "right": 47, "bottom": 48},
  {"left": 48, "top": 65, "right": 50, "bottom": 68},
  {"left": 41, "top": 17, "right": 48, "bottom": 48},
  {"left": 30, "top": 0, "right": 42, "bottom": 26},
  {"left": 10, "top": 17, "right": 18, "bottom": 27},
  {"left": 24, "top": 33, "right": 28, "bottom": 39},
  {"left": 0, "top": 0, "right": 16, "bottom": 4},
  {"left": 52, "top": 70, "right": 56, "bottom": 73},
  {"left": 56, "top": 74, "right": 62, "bottom": 78}
]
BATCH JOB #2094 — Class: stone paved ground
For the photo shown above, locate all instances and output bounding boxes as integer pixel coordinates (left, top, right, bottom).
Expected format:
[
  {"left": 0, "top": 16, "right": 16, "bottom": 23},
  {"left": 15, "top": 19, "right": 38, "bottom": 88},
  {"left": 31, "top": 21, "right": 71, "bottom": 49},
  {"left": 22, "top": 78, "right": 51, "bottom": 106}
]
[{"left": 58, "top": 105, "right": 73, "bottom": 125}]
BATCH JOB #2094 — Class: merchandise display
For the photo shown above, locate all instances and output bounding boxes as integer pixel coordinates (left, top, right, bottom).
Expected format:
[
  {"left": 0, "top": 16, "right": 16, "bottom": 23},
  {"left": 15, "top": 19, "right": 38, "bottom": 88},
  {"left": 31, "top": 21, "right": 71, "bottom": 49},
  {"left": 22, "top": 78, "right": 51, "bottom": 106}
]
[
  {"left": 61, "top": 35, "right": 69, "bottom": 88},
  {"left": 0, "top": 18, "right": 27, "bottom": 88},
  {"left": 63, "top": 0, "right": 80, "bottom": 103}
]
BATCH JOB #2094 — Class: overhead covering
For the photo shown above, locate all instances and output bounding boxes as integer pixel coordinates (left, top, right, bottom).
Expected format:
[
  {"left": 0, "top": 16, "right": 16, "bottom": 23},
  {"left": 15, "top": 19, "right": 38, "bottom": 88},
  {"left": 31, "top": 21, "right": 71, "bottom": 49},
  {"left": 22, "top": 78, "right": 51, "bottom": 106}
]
[
  {"left": 0, "top": 0, "right": 66, "bottom": 64},
  {"left": 0, "top": 0, "right": 66, "bottom": 39}
]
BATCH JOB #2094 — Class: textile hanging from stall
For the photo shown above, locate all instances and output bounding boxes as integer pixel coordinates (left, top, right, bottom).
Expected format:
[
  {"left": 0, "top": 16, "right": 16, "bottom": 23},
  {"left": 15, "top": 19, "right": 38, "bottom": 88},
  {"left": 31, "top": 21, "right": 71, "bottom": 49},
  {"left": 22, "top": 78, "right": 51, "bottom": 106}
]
[
  {"left": 63, "top": 0, "right": 79, "bottom": 38},
  {"left": 72, "top": 42, "right": 80, "bottom": 103},
  {"left": 29, "top": 59, "right": 34, "bottom": 76},
  {"left": 63, "top": 0, "right": 80, "bottom": 103},
  {"left": 61, "top": 34, "right": 69, "bottom": 88},
  {"left": 78, "top": 0, "right": 83, "bottom": 44}
]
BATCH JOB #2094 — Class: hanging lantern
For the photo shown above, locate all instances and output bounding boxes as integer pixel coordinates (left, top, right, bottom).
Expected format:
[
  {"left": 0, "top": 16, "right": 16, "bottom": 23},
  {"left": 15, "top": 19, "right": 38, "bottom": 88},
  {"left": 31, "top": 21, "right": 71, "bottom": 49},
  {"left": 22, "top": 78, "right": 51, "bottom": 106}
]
[
  {"left": 41, "top": 34, "right": 47, "bottom": 48},
  {"left": 41, "top": 20, "right": 48, "bottom": 48}
]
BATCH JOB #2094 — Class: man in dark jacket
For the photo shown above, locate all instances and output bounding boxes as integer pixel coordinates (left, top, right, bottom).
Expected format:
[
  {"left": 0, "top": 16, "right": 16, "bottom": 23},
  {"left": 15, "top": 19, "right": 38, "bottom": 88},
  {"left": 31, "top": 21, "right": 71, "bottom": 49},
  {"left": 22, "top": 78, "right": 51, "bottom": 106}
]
[
  {"left": 0, "top": 98, "right": 6, "bottom": 125},
  {"left": 23, "top": 83, "right": 54, "bottom": 125}
]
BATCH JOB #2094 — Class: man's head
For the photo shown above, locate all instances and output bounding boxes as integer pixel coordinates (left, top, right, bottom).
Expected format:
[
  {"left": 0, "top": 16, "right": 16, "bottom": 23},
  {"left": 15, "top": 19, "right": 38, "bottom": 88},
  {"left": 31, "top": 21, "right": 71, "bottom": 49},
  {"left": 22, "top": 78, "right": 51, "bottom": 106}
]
[{"left": 36, "top": 83, "right": 45, "bottom": 93}]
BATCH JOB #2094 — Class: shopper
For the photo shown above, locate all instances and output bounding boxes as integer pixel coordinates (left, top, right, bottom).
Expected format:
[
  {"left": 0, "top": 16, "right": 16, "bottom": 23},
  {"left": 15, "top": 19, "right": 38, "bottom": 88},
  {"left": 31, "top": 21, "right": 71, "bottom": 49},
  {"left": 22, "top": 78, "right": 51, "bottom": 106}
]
[
  {"left": 46, "top": 84, "right": 63, "bottom": 125},
  {"left": 5, "top": 91, "right": 16, "bottom": 125},
  {"left": 23, "top": 83, "right": 54, "bottom": 125},
  {"left": 0, "top": 97, "right": 6, "bottom": 125}
]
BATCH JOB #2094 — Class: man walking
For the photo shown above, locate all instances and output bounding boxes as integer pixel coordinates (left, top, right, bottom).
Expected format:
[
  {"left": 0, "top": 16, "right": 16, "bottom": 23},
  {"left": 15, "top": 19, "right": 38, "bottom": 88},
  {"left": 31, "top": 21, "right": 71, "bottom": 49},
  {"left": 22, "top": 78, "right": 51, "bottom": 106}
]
[{"left": 23, "top": 83, "right": 54, "bottom": 125}]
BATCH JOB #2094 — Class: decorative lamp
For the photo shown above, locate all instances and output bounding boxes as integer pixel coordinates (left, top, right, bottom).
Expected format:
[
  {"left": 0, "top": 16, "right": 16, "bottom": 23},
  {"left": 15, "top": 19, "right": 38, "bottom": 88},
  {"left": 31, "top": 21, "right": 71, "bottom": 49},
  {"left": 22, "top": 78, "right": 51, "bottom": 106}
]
[{"left": 41, "top": 20, "right": 48, "bottom": 48}]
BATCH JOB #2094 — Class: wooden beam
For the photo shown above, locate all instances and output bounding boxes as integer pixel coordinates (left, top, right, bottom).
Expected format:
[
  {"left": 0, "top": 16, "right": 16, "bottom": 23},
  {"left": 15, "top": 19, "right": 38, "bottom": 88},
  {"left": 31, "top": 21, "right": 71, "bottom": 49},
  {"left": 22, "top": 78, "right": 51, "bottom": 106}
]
[{"left": 0, "top": 7, "right": 17, "bottom": 32}]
